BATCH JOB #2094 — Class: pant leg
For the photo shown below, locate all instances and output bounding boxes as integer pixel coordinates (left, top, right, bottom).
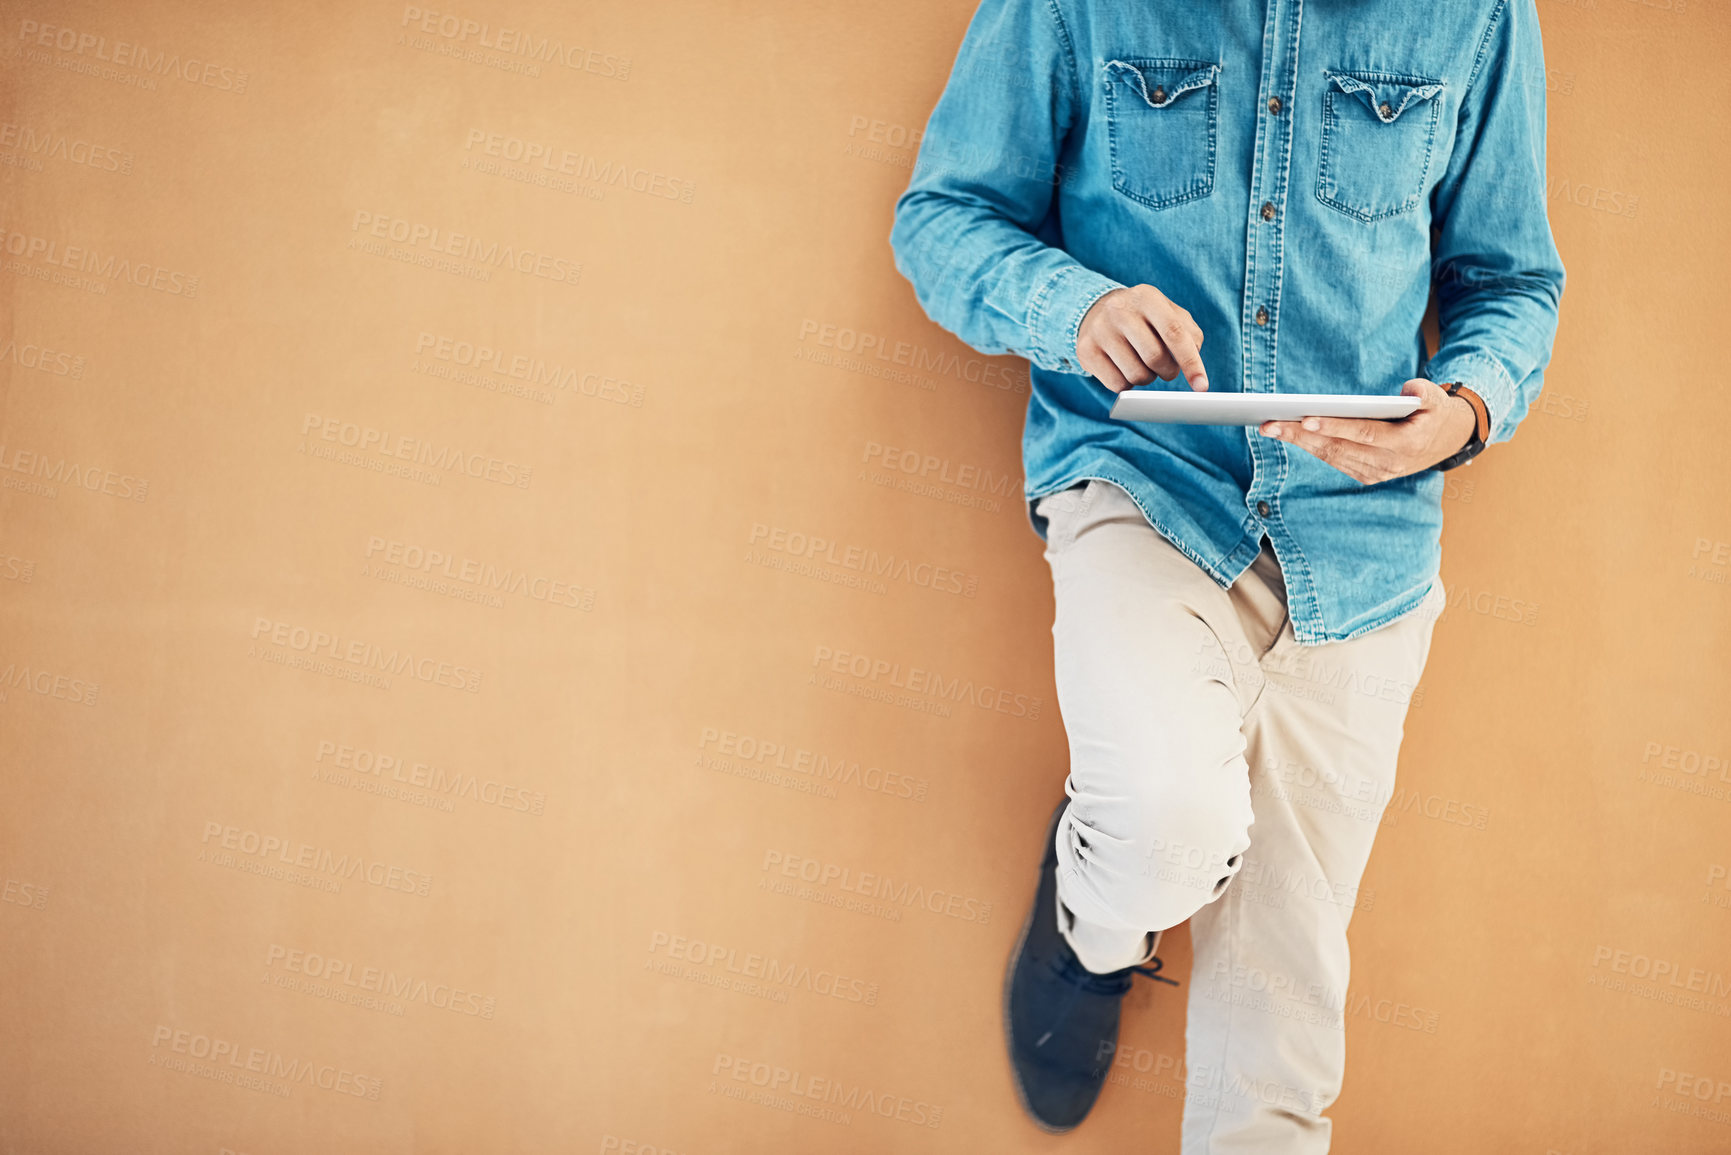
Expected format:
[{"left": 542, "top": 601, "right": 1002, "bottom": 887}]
[
  {"left": 1036, "top": 479, "right": 1271, "bottom": 974},
  {"left": 1180, "top": 564, "right": 1445, "bottom": 1154}
]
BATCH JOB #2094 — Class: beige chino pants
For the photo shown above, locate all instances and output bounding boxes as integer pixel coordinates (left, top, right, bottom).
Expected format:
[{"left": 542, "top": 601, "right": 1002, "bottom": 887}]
[{"left": 1034, "top": 478, "right": 1445, "bottom": 1154}]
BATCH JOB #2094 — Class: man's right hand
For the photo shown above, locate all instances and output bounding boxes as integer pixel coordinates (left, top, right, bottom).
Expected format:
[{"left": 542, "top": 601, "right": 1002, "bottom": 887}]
[{"left": 1076, "top": 284, "right": 1208, "bottom": 393}]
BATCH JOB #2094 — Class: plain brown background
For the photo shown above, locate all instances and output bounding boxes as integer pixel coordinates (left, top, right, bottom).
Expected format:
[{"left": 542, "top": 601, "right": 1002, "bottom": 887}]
[{"left": 2, "top": 1, "right": 1729, "bottom": 1152}]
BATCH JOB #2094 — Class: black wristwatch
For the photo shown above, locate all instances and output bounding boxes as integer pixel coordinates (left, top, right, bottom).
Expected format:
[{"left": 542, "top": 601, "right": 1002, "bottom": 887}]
[{"left": 1432, "top": 381, "right": 1489, "bottom": 471}]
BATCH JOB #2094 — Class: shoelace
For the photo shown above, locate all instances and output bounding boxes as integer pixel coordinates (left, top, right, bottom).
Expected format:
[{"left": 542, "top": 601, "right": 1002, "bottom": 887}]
[
  {"left": 1032, "top": 949, "right": 1180, "bottom": 1049},
  {"left": 1128, "top": 957, "right": 1181, "bottom": 988},
  {"left": 1049, "top": 942, "right": 1181, "bottom": 993}
]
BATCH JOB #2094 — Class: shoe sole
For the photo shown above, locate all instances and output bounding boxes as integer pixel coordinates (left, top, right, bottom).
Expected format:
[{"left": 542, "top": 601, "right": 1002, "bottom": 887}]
[{"left": 1001, "top": 797, "right": 1080, "bottom": 1135}]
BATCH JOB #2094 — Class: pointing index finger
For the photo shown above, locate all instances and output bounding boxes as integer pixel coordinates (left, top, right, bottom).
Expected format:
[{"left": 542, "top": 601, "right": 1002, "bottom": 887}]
[{"left": 1148, "top": 310, "right": 1209, "bottom": 392}]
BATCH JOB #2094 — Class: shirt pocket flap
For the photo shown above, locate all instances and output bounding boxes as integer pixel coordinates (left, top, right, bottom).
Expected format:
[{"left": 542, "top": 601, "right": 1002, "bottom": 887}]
[
  {"left": 1106, "top": 59, "right": 1220, "bottom": 109},
  {"left": 1325, "top": 70, "right": 1445, "bottom": 123}
]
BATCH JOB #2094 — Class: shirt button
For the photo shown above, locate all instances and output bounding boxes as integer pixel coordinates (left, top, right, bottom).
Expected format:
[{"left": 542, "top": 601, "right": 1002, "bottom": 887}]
[
  {"left": 1260, "top": 202, "right": 1276, "bottom": 222},
  {"left": 1255, "top": 306, "right": 1269, "bottom": 326},
  {"left": 1379, "top": 101, "right": 1394, "bottom": 119},
  {"left": 1267, "top": 96, "right": 1282, "bottom": 114},
  {"left": 1256, "top": 500, "right": 1271, "bottom": 518},
  {"left": 1152, "top": 85, "right": 1167, "bottom": 103}
]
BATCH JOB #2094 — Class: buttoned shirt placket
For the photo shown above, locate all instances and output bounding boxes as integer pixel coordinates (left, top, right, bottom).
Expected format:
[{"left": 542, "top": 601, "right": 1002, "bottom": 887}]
[{"left": 1240, "top": 0, "right": 1314, "bottom": 623}]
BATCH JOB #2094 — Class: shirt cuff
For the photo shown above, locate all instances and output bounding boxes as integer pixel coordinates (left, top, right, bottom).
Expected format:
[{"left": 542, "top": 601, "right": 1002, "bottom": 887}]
[
  {"left": 1421, "top": 350, "right": 1520, "bottom": 445},
  {"left": 1028, "top": 263, "right": 1127, "bottom": 375}
]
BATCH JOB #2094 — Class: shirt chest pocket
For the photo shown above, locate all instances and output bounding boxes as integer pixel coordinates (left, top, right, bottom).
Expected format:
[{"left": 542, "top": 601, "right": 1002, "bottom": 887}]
[
  {"left": 1103, "top": 58, "right": 1220, "bottom": 210},
  {"left": 1316, "top": 70, "right": 1447, "bottom": 222}
]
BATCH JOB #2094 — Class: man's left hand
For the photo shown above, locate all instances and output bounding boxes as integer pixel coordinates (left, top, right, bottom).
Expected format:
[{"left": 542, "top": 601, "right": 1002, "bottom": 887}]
[{"left": 1259, "top": 379, "right": 1477, "bottom": 484}]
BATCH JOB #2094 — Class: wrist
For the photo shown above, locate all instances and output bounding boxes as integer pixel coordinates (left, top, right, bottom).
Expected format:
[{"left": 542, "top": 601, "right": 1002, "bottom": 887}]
[
  {"left": 1446, "top": 395, "right": 1478, "bottom": 452},
  {"left": 1431, "top": 382, "right": 1490, "bottom": 471}
]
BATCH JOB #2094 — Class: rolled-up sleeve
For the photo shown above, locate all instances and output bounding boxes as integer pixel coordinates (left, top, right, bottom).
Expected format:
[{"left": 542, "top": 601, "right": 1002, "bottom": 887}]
[
  {"left": 1422, "top": 0, "right": 1567, "bottom": 447},
  {"left": 889, "top": 0, "right": 1123, "bottom": 376}
]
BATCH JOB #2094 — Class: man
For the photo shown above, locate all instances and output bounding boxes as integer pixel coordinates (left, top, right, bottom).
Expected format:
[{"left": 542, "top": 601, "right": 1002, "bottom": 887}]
[{"left": 889, "top": 0, "right": 1562, "bottom": 1149}]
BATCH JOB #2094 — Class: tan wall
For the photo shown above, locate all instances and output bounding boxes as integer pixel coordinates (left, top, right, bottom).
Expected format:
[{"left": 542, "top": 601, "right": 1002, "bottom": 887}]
[{"left": 2, "top": 1, "right": 1727, "bottom": 1151}]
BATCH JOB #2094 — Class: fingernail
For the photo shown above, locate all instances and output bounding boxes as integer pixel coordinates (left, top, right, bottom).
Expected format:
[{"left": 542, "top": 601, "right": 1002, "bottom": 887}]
[{"left": 1302, "top": 417, "right": 1319, "bottom": 431}]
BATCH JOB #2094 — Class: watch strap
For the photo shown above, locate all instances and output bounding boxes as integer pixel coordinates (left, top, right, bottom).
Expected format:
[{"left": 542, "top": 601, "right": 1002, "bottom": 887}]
[
  {"left": 1433, "top": 381, "right": 1488, "bottom": 471},
  {"left": 1447, "top": 382, "right": 1491, "bottom": 445}
]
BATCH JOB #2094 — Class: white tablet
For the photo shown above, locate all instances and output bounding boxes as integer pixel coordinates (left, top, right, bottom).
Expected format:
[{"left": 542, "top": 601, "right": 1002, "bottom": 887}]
[{"left": 1109, "top": 389, "right": 1420, "bottom": 426}]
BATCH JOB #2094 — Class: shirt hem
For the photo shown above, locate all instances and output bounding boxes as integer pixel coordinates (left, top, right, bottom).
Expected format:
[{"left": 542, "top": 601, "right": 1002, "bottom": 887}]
[
  {"left": 1026, "top": 465, "right": 1441, "bottom": 647},
  {"left": 1026, "top": 468, "right": 1264, "bottom": 592}
]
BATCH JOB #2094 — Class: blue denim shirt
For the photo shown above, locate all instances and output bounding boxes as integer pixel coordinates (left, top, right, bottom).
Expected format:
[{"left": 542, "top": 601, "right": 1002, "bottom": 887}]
[{"left": 889, "top": 0, "right": 1564, "bottom": 644}]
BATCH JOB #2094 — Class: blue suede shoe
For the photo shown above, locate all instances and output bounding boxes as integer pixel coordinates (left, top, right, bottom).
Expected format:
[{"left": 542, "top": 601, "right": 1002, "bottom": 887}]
[{"left": 1002, "top": 799, "right": 1176, "bottom": 1133}]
